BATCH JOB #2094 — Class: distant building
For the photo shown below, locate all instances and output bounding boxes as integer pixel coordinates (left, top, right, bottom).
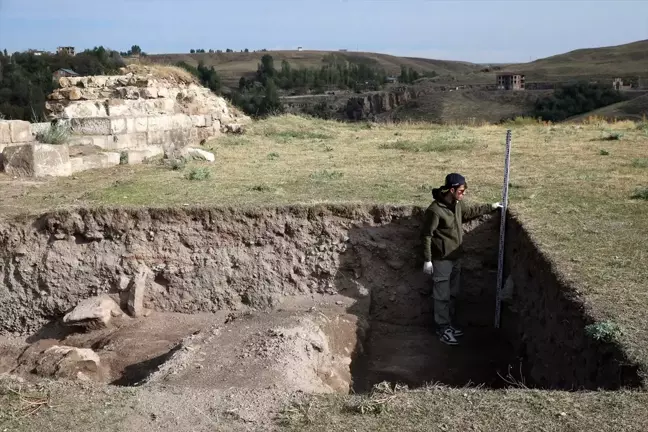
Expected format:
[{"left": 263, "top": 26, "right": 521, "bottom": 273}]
[
  {"left": 53, "top": 68, "right": 79, "bottom": 81},
  {"left": 57, "top": 46, "right": 76, "bottom": 56},
  {"left": 496, "top": 73, "right": 525, "bottom": 90},
  {"left": 612, "top": 78, "right": 632, "bottom": 91},
  {"left": 27, "top": 49, "right": 47, "bottom": 56},
  {"left": 297, "top": 46, "right": 303, "bottom": 52}
]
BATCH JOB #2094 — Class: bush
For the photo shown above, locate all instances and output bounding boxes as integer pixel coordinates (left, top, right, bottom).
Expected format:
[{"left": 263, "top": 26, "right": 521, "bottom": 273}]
[
  {"left": 631, "top": 158, "right": 648, "bottom": 168},
  {"left": 631, "top": 187, "right": 648, "bottom": 200},
  {"left": 35, "top": 122, "right": 70, "bottom": 145},
  {"left": 533, "top": 82, "right": 626, "bottom": 122},
  {"left": 599, "top": 149, "right": 610, "bottom": 156},
  {"left": 585, "top": 321, "right": 622, "bottom": 343},
  {"left": 184, "top": 167, "right": 210, "bottom": 180}
]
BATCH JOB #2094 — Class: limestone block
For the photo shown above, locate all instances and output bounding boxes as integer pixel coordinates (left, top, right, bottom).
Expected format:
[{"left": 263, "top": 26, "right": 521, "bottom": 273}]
[
  {"left": 126, "top": 146, "right": 164, "bottom": 165},
  {"left": 30, "top": 122, "right": 51, "bottom": 137},
  {"left": 112, "top": 133, "right": 148, "bottom": 150},
  {"left": 142, "top": 88, "right": 158, "bottom": 99},
  {"left": 59, "top": 101, "right": 108, "bottom": 118},
  {"left": 191, "top": 115, "right": 207, "bottom": 127},
  {"left": 170, "top": 128, "right": 192, "bottom": 148},
  {"left": 171, "top": 114, "right": 193, "bottom": 130},
  {"left": 0, "top": 121, "right": 10, "bottom": 143},
  {"left": 147, "top": 115, "right": 174, "bottom": 132},
  {"left": 147, "top": 130, "right": 172, "bottom": 146},
  {"left": 128, "top": 265, "right": 152, "bottom": 317},
  {"left": 126, "top": 117, "right": 149, "bottom": 133},
  {"left": 204, "top": 115, "right": 213, "bottom": 128},
  {"left": 156, "top": 87, "right": 170, "bottom": 98},
  {"left": 70, "top": 117, "right": 111, "bottom": 135},
  {"left": 36, "top": 346, "right": 107, "bottom": 382},
  {"left": 9, "top": 120, "right": 32, "bottom": 143},
  {"left": 70, "top": 152, "right": 121, "bottom": 173},
  {"left": 110, "top": 118, "right": 128, "bottom": 135},
  {"left": 63, "top": 295, "right": 123, "bottom": 329},
  {"left": 181, "top": 147, "right": 215, "bottom": 162},
  {"left": 3, "top": 143, "right": 71, "bottom": 177},
  {"left": 153, "top": 98, "right": 176, "bottom": 113}
]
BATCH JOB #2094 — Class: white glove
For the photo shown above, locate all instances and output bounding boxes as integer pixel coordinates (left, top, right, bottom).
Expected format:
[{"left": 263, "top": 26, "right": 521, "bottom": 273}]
[
  {"left": 492, "top": 202, "right": 503, "bottom": 210},
  {"left": 423, "top": 261, "right": 433, "bottom": 275}
]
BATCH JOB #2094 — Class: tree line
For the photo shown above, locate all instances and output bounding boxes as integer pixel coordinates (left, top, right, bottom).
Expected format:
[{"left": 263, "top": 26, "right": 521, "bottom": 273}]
[
  {"left": 0, "top": 47, "right": 125, "bottom": 120},
  {"left": 533, "top": 82, "right": 626, "bottom": 121}
]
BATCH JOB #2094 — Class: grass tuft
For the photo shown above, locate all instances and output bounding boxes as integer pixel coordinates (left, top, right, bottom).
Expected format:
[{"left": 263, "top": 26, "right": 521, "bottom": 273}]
[
  {"left": 585, "top": 320, "right": 623, "bottom": 343},
  {"left": 310, "top": 169, "right": 344, "bottom": 181},
  {"left": 184, "top": 167, "right": 210, "bottom": 180},
  {"left": 268, "top": 152, "right": 280, "bottom": 160},
  {"left": 631, "top": 158, "right": 648, "bottom": 168},
  {"left": 630, "top": 187, "right": 648, "bottom": 200},
  {"left": 35, "top": 122, "right": 70, "bottom": 145},
  {"left": 599, "top": 149, "right": 610, "bottom": 156}
]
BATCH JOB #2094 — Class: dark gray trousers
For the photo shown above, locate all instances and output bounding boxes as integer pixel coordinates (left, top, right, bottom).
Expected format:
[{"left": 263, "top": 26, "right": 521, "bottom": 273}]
[{"left": 431, "top": 259, "right": 461, "bottom": 329}]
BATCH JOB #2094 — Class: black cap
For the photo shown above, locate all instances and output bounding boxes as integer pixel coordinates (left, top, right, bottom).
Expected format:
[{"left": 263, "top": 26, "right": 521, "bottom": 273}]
[{"left": 444, "top": 173, "right": 466, "bottom": 188}]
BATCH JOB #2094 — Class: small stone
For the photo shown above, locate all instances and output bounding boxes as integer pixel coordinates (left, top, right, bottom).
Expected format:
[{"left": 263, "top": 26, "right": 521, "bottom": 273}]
[
  {"left": 63, "top": 295, "right": 123, "bottom": 329},
  {"left": 14, "top": 246, "right": 28, "bottom": 256},
  {"left": 335, "top": 301, "right": 344, "bottom": 306},
  {"left": 143, "top": 309, "right": 152, "bottom": 317}
]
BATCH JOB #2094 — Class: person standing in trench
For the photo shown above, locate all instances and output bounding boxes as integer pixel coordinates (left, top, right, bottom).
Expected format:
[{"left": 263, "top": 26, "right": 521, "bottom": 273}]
[{"left": 421, "top": 173, "right": 501, "bottom": 346}]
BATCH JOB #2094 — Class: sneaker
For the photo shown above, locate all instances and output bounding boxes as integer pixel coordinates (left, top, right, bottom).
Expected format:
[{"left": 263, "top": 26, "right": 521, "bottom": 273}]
[
  {"left": 437, "top": 327, "right": 459, "bottom": 346},
  {"left": 449, "top": 325, "right": 464, "bottom": 337}
]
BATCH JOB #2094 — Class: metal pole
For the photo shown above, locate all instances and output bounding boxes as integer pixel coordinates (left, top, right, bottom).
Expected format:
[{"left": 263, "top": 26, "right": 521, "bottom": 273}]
[{"left": 494, "top": 130, "right": 512, "bottom": 329}]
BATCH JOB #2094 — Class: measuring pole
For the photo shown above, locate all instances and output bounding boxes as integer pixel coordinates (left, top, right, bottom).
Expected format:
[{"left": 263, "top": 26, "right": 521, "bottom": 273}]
[{"left": 494, "top": 129, "right": 512, "bottom": 329}]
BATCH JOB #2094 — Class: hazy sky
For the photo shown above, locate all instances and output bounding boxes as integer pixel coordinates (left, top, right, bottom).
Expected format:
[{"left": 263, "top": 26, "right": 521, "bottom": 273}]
[{"left": 0, "top": 0, "right": 647, "bottom": 63}]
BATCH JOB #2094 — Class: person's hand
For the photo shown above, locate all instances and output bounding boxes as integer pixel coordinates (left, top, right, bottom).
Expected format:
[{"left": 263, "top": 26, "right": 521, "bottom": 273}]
[
  {"left": 423, "top": 261, "right": 433, "bottom": 275},
  {"left": 491, "top": 202, "right": 503, "bottom": 210}
]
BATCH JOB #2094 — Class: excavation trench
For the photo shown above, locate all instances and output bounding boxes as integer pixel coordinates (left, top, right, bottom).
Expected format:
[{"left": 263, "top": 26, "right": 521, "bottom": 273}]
[{"left": 0, "top": 205, "right": 642, "bottom": 392}]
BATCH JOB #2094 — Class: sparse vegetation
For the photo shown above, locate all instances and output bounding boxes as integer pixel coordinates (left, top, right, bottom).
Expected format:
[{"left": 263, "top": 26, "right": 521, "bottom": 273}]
[
  {"left": 631, "top": 187, "right": 648, "bottom": 200},
  {"left": 268, "top": 152, "right": 280, "bottom": 160},
  {"left": 585, "top": 321, "right": 623, "bottom": 343},
  {"left": 599, "top": 149, "right": 610, "bottom": 156},
  {"left": 34, "top": 122, "right": 70, "bottom": 145},
  {"left": 600, "top": 132, "right": 623, "bottom": 141},
  {"left": 184, "top": 166, "right": 210, "bottom": 180},
  {"left": 310, "top": 169, "right": 344, "bottom": 181},
  {"left": 119, "top": 151, "right": 128, "bottom": 165},
  {"left": 631, "top": 158, "right": 648, "bottom": 168}
]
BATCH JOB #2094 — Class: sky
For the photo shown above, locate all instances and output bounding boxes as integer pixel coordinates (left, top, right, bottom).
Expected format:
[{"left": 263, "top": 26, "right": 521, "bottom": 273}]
[{"left": 0, "top": 0, "right": 647, "bottom": 64}]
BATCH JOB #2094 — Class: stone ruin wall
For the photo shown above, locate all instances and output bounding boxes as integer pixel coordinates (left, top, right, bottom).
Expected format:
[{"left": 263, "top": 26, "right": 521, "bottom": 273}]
[{"left": 1, "top": 68, "right": 250, "bottom": 177}]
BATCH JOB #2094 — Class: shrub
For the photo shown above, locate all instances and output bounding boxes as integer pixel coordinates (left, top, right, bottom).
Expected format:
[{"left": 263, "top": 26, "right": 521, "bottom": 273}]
[
  {"left": 599, "top": 149, "right": 610, "bottom": 156},
  {"left": 35, "top": 122, "right": 70, "bottom": 145},
  {"left": 631, "top": 158, "right": 648, "bottom": 168},
  {"left": 585, "top": 321, "right": 622, "bottom": 343},
  {"left": 631, "top": 187, "right": 648, "bottom": 200},
  {"left": 184, "top": 167, "right": 210, "bottom": 180}
]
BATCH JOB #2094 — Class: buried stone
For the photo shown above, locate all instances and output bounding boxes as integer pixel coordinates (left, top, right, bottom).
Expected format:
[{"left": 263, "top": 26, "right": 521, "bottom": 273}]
[{"left": 63, "top": 295, "right": 123, "bottom": 330}]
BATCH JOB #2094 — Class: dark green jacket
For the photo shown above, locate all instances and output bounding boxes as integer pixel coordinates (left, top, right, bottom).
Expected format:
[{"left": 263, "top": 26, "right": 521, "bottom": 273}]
[{"left": 421, "top": 188, "right": 493, "bottom": 261}]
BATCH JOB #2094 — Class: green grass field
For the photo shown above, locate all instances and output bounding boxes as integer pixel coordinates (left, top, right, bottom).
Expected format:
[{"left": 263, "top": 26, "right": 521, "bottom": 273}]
[{"left": 1, "top": 115, "right": 648, "bottom": 430}]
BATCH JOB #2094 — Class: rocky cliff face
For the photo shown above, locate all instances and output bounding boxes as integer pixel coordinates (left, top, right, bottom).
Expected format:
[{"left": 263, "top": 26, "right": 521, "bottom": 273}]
[
  {"left": 46, "top": 65, "right": 249, "bottom": 133},
  {"left": 344, "top": 88, "right": 418, "bottom": 121}
]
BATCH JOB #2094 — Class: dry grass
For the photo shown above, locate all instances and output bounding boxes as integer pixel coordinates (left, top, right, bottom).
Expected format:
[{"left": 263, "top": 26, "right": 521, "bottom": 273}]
[
  {"left": 280, "top": 385, "right": 648, "bottom": 432},
  {"left": 119, "top": 63, "right": 199, "bottom": 84}
]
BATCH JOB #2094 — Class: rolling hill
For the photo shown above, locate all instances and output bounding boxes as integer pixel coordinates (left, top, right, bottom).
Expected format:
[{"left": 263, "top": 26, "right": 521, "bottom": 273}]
[
  {"left": 504, "top": 39, "right": 648, "bottom": 82},
  {"left": 142, "top": 50, "right": 482, "bottom": 86},
  {"left": 569, "top": 92, "right": 648, "bottom": 122}
]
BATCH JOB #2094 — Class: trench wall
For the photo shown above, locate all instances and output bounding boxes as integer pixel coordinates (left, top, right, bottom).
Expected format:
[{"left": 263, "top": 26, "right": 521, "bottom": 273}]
[
  {"left": 504, "top": 212, "right": 643, "bottom": 389},
  {"left": 0, "top": 205, "right": 643, "bottom": 390}
]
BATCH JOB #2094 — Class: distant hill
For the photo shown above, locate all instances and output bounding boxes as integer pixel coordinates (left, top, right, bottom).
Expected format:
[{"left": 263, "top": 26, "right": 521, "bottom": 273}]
[
  {"left": 569, "top": 92, "right": 648, "bottom": 122},
  {"left": 504, "top": 39, "right": 648, "bottom": 82},
  {"left": 142, "top": 50, "right": 482, "bottom": 86}
]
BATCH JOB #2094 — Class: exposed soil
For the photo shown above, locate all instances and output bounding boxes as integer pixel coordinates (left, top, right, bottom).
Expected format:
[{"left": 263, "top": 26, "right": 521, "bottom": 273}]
[{"left": 0, "top": 204, "right": 643, "bottom": 407}]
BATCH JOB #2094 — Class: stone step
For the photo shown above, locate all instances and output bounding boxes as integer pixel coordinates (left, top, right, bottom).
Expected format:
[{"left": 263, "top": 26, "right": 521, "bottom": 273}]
[{"left": 70, "top": 151, "right": 121, "bottom": 174}]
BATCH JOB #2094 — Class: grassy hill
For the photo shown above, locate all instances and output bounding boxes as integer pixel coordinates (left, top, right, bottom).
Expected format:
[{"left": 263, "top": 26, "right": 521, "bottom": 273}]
[
  {"left": 570, "top": 92, "right": 648, "bottom": 121},
  {"left": 144, "top": 50, "right": 481, "bottom": 87},
  {"left": 504, "top": 39, "right": 648, "bottom": 82}
]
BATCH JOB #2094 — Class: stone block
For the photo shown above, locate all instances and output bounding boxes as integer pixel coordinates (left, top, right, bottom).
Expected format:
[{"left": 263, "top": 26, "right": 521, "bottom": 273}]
[
  {"left": 30, "top": 122, "right": 51, "bottom": 137},
  {"left": 147, "top": 115, "right": 174, "bottom": 132},
  {"left": 70, "top": 117, "right": 111, "bottom": 135},
  {"left": 191, "top": 115, "right": 207, "bottom": 127},
  {"left": 147, "top": 130, "right": 172, "bottom": 146},
  {"left": 170, "top": 128, "right": 192, "bottom": 148},
  {"left": 126, "top": 117, "right": 148, "bottom": 134},
  {"left": 110, "top": 118, "right": 128, "bottom": 135},
  {"left": 70, "top": 152, "right": 121, "bottom": 174},
  {"left": 68, "top": 134, "right": 114, "bottom": 149},
  {"left": 126, "top": 146, "right": 164, "bottom": 165},
  {"left": 171, "top": 114, "right": 193, "bottom": 130},
  {"left": 181, "top": 147, "right": 215, "bottom": 162},
  {"left": 112, "top": 133, "right": 148, "bottom": 150},
  {"left": 141, "top": 88, "right": 158, "bottom": 99},
  {"left": 0, "top": 121, "right": 11, "bottom": 143},
  {"left": 3, "top": 143, "right": 71, "bottom": 177},
  {"left": 9, "top": 120, "right": 32, "bottom": 143}
]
